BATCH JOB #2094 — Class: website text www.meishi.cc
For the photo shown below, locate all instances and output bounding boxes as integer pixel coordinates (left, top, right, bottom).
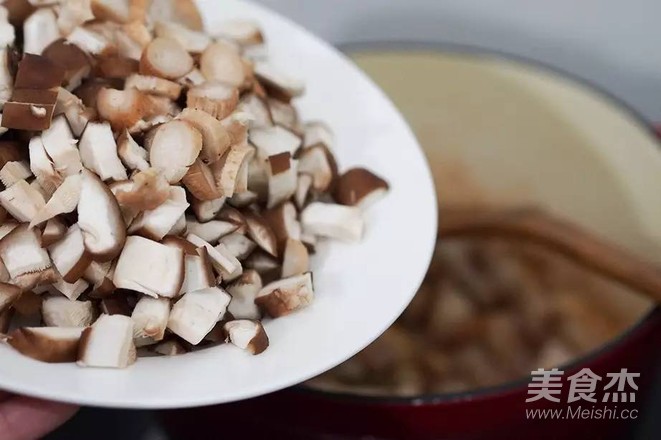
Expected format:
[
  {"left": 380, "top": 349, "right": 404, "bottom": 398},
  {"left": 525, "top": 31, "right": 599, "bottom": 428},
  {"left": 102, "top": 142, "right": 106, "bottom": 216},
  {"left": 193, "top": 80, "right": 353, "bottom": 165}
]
[{"left": 526, "top": 406, "right": 638, "bottom": 420}]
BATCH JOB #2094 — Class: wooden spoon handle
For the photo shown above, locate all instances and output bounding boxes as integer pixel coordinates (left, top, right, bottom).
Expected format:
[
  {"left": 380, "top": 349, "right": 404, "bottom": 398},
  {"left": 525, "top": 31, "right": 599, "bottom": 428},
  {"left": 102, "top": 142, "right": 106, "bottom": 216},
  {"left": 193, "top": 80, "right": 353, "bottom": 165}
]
[{"left": 439, "top": 206, "right": 661, "bottom": 303}]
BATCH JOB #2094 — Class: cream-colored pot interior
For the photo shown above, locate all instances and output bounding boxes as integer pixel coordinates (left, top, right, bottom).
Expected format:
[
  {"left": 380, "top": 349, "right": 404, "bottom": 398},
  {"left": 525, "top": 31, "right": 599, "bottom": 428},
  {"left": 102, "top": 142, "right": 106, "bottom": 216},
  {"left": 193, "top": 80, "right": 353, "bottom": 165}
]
[{"left": 352, "top": 51, "right": 656, "bottom": 322}]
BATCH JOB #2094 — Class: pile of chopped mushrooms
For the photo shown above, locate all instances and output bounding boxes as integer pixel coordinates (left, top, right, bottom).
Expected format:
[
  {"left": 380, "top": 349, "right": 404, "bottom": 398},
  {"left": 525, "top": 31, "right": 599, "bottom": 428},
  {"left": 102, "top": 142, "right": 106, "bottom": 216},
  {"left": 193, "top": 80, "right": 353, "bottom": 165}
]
[{"left": 0, "top": 0, "right": 388, "bottom": 368}]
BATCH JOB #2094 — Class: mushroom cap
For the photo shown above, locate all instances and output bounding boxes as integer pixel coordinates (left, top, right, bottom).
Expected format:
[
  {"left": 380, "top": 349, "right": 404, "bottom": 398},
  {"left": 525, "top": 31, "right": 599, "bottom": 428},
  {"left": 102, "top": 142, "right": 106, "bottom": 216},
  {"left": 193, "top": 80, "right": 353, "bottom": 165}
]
[
  {"left": 224, "top": 319, "right": 269, "bottom": 355},
  {"left": 334, "top": 168, "right": 389, "bottom": 209},
  {"left": 8, "top": 326, "right": 84, "bottom": 363},
  {"left": 255, "top": 272, "right": 314, "bottom": 318}
]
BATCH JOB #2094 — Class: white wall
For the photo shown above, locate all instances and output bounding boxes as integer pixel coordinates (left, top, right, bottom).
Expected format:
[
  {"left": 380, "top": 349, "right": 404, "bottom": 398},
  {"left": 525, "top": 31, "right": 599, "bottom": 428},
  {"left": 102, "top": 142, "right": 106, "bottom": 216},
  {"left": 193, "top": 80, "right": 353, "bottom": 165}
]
[{"left": 257, "top": 0, "right": 661, "bottom": 122}]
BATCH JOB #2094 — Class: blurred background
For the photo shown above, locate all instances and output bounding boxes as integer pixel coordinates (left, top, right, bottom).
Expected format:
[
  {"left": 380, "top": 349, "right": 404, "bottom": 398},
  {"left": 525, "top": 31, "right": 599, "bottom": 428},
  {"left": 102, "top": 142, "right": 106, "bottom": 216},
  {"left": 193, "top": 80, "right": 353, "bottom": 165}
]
[{"left": 48, "top": 0, "right": 659, "bottom": 438}]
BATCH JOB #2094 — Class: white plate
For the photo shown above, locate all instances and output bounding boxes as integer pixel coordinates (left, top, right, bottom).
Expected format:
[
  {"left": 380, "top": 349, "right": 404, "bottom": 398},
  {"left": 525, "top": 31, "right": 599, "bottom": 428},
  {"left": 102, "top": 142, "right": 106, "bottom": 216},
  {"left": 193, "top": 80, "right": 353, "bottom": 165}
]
[{"left": 0, "top": 0, "right": 437, "bottom": 408}]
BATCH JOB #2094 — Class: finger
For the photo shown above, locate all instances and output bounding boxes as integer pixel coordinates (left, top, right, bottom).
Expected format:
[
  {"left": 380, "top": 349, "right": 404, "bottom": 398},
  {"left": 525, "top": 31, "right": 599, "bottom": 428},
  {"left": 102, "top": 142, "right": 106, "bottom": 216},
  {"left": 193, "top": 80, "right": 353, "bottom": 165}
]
[{"left": 0, "top": 396, "right": 78, "bottom": 440}]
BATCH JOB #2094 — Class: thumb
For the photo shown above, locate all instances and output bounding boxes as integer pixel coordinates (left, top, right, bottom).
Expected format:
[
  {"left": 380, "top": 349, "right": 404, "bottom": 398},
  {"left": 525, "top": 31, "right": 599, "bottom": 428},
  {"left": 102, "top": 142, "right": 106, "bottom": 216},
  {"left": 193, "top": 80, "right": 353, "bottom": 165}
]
[{"left": 0, "top": 395, "right": 78, "bottom": 440}]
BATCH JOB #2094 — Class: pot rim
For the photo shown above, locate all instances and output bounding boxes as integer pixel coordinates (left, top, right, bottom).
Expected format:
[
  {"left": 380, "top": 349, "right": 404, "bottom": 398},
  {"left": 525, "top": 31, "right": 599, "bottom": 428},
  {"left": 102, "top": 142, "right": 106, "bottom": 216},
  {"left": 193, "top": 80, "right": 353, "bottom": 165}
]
[{"left": 296, "top": 41, "right": 661, "bottom": 405}]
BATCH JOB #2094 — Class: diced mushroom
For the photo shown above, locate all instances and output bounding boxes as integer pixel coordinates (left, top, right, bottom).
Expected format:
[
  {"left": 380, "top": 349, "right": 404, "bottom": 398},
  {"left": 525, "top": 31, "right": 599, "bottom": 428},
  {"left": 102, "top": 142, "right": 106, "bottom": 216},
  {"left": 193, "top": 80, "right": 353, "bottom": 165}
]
[
  {"left": 41, "top": 116, "right": 83, "bottom": 177},
  {"left": 254, "top": 62, "right": 305, "bottom": 101},
  {"left": 77, "top": 314, "right": 136, "bottom": 368},
  {"left": 227, "top": 269, "right": 261, "bottom": 320},
  {"left": 334, "top": 168, "right": 390, "bottom": 209},
  {"left": 177, "top": 68, "right": 206, "bottom": 88},
  {"left": 96, "top": 88, "right": 149, "bottom": 132},
  {"left": 209, "top": 145, "right": 251, "bottom": 200},
  {"left": 11, "top": 52, "right": 63, "bottom": 87},
  {"left": 131, "top": 296, "right": 170, "bottom": 346},
  {"left": 95, "top": 56, "right": 139, "bottom": 80},
  {"left": 217, "top": 205, "right": 247, "bottom": 232},
  {"left": 186, "top": 233, "right": 241, "bottom": 281},
  {"left": 125, "top": 74, "right": 182, "bottom": 100},
  {"left": 246, "top": 156, "right": 269, "bottom": 202},
  {"left": 297, "top": 144, "right": 337, "bottom": 192},
  {"left": 54, "top": 87, "right": 94, "bottom": 136},
  {"left": 8, "top": 326, "right": 84, "bottom": 363},
  {"left": 212, "top": 243, "right": 243, "bottom": 281},
  {"left": 41, "top": 218, "right": 67, "bottom": 247},
  {"left": 281, "top": 239, "right": 309, "bottom": 278},
  {"left": 178, "top": 108, "right": 232, "bottom": 164},
  {"left": 243, "top": 213, "right": 278, "bottom": 257},
  {"left": 228, "top": 190, "right": 257, "bottom": 208},
  {"left": 263, "top": 201, "right": 301, "bottom": 251},
  {"left": 301, "top": 202, "right": 364, "bottom": 243},
  {"left": 0, "top": 221, "right": 18, "bottom": 240},
  {"left": 167, "top": 286, "right": 231, "bottom": 345},
  {"left": 12, "top": 268, "right": 57, "bottom": 292},
  {"left": 154, "top": 20, "right": 210, "bottom": 53},
  {"left": 187, "top": 81, "right": 239, "bottom": 120},
  {"left": 268, "top": 98, "right": 298, "bottom": 131},
  {"left": 0, "top": 179, "right": 45, "bottom": 222},
  {"left": 82, "top": 260, "right": 111, "bottom": 285},
  {"left": 200, "top": 41, "right": 246, "bottom": 88},
  {"left": 12, "top": 288, "right": 43, "bottom": 317},
  {"left": 42, "top": 296, "right": 95, "bottom": 327},
  {"left": 295, "top": 173, "right": 313, "bottom": 209},
  {"left": 0, "top": 160, "right": 31, "bottom": 187},
  {"left": 23, "top": 7, "right": 59, "bottom": 55},
  {"left": 243, "top": 250, "right": 280, "bottom": 282},
  {"left": 0, "top": 225, "right": 52, "bottom": 283},
  {"left": 28, "top": 136, "right": 62, "bottom": 196},
  {"left": 224, "top": 319, "right": 268, "bottom": 354},
  {"left": 255, "top": 272, "right": 314, "bottom": 318},
  {"left": 84, "top": 261, "right": 116, "bottom": 299},
  {"left": 43, "top": 39, "right": 92, "bottom": 90},
  {"left": 113, "top": 235, "right": 184, "bottom": 298},
  {"left": 51, "top": 276, "right": 89, "bottom": 300},
  {"left": 168, "top": 214, "right": 187, "bottom": 237},
  {"left": 48, "top": 224, "right": 91, "bottom": 283},
  {"left": 0, "top": 7, "right": 15, "bottom": 47},
  {"left": 153, "top": 339, "right": 187, "bottom": 356},
  {"left": 185, "top": 217, "right": 236, "bottom": 244},
  {"left": 249, "top": 125, "right": 301, "bottom": 158},
  {"left": 147, "top": 0, "right": 203, "bottom": 31},
  {"left": 237, "top": 93, "right": 272, "bottom": 128},
  {"left": 67, "top": 26, "right": 114, "bottom": 56},
  {"left": 181, "top": 159, "right": 222, "bottom": 201},
  {"left": 176, "top": 246, "right": 215, "bottom": 295},
  {"left": 266, "top": 152, "right": 297, "bottom": 208},
  {"left": 0, "top": 308, "right": 12, "bottom": 334},
  {"left": 0, "top": 282, "right": 21, "bottom": 314},
  {"left": 140, "top": 37, "right": 194, "bottom": 80},
  {"left": 218, "top": 233, "right": 256, "bottom": 261},
  {"left": 149, "top": 120, "right": 202, "bottom": 183},
  {"left": 91, "top": 0, "right": 130, "bottom": 23},
  {"left": 113, "top": 168, "right": 170, "bottom": 211},
  {"left": 117, "top": 130, "right": 149, "bottom": 172},
  {"left": 216, "top": 20, "right": 264, "bottom": 47},
  {"left": 30, "top": 173, "right": 81, "bottom": 227},
  {"left": 2, "top": 90, "right": 58, "bottom": 131},
  {"left": 98, "top": 295, "right": 132, "bottom": 316},
  {"left": 191, "top": 196, "right": 225, "bottom": 223},
  {"left": 77, "top": 168, "right": 127, "bottom": 261},
  {"left": 115, "top": 21, "right": 151, "bottom": 60},
  {"left": 303, "top": 121, "right": 334, "bottom": 149},
  {"left": 0, "top": 49, "right": 12, "bottom": 108},
  {"left": 56, "top": 0, "right": 95, "bottom": 35},
  {"left": 128, "top": 186, "right": 189, "bottom": 241}
]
